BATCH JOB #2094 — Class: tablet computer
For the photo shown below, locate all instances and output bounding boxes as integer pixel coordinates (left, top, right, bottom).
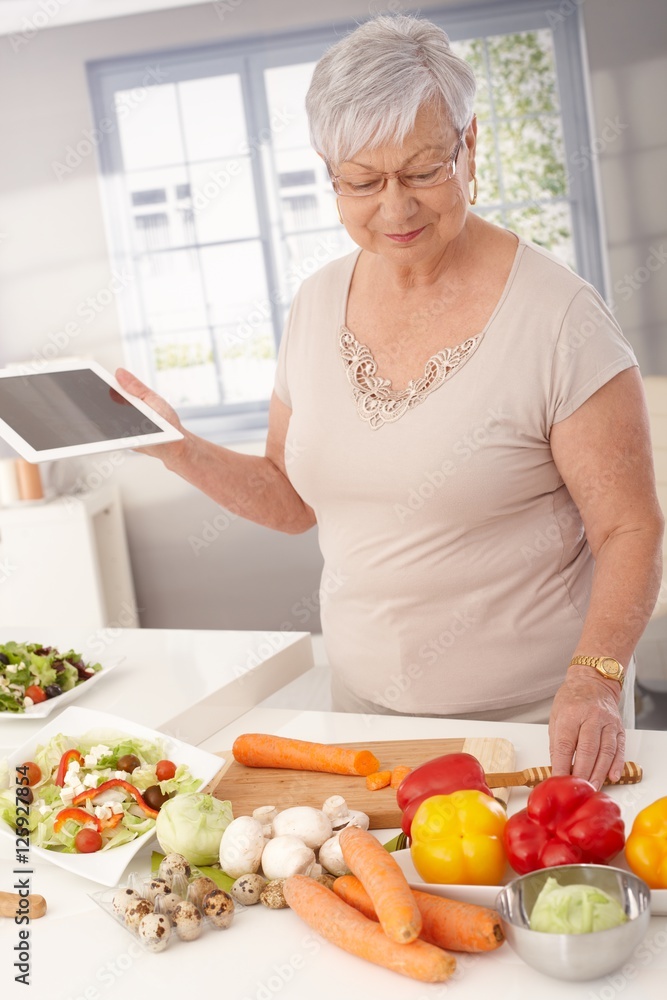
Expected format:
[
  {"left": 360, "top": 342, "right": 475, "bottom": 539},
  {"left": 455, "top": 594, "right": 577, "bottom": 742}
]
[{"left": 0, "top": 359, "right": 183, "bottom": 462}]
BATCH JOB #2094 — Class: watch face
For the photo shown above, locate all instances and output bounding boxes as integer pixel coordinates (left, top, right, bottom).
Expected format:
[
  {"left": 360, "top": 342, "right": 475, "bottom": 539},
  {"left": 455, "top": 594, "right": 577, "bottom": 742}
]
[{"left": 600, "top": 658, "right": 621, "bottom": 677}]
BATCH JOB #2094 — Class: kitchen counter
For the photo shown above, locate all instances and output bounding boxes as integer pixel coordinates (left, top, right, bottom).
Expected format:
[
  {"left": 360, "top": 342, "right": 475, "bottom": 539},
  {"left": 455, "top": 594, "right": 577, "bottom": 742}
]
[
  {"left": 0, "top": 626, "right": 314, "bottom": 747},
  {"left": 2, "top": 704, "right": 666, "bottom": 1000}
]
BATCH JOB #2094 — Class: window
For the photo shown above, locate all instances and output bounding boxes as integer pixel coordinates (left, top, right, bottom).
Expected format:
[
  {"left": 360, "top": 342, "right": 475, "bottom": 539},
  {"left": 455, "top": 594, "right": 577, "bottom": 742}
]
[{"left": 88, "top": 3, "right": 604, "bottom": 440}]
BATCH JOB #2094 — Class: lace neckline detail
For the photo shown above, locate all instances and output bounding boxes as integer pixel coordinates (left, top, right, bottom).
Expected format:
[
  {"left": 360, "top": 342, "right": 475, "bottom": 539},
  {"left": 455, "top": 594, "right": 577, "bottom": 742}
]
[{"left": 339, "top": 326, "right": 482, "bottom": 430}]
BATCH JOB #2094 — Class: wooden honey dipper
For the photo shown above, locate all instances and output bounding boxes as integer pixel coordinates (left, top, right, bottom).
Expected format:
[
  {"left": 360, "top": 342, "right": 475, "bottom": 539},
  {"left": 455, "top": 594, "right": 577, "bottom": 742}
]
[{"left": 485, "top": 760, "right": 642, "bottom": 788}]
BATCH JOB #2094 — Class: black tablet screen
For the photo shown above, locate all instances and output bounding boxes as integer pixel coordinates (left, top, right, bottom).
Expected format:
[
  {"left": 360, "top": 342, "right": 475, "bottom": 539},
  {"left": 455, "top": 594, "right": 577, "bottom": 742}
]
[{"left": 0, "top": 370, "right": 162, "bottom": 450}]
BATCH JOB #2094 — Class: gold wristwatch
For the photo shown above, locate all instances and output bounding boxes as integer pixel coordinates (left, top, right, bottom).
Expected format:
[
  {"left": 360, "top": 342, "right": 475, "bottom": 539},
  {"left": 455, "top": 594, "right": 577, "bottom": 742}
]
[{"left": 569, "top": 655, "right": 625, "bottom": 688}]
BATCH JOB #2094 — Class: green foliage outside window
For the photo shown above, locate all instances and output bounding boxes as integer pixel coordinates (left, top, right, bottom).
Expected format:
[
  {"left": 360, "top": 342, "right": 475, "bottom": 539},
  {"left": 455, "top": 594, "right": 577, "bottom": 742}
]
[{"left": 453, "top": 31, "right": 573, "bottom": 264}]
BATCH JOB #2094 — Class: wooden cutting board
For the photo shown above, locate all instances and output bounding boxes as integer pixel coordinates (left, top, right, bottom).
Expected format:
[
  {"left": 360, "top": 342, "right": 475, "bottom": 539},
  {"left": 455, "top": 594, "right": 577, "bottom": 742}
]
[{"left": 204, "top": 737, "right": 515, "bottom": 829}]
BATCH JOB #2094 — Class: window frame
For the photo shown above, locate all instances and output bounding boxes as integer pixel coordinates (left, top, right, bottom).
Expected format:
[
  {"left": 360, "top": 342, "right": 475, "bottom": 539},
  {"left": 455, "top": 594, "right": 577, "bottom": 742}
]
[{"left": 87, "top": 0, "right": 606, "bottom": 444}]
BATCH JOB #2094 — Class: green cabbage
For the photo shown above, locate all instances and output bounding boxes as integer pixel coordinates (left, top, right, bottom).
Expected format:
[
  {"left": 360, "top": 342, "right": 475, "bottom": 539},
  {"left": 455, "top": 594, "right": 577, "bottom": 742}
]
[
  {"left": 530, "top": 877, "right": 629, "bottom": 934},
  {"left": 155, "top": 793, "right": 233, "bottom": 866}
]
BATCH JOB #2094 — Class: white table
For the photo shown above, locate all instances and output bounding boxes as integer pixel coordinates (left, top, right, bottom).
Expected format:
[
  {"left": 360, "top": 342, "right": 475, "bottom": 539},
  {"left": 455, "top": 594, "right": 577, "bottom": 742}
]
[
  {"left": 0, "top": 627, "right": 314, "bottom": 747},
  {"left": 2, "top": 705, "right": 666, "bottom": 1000}
]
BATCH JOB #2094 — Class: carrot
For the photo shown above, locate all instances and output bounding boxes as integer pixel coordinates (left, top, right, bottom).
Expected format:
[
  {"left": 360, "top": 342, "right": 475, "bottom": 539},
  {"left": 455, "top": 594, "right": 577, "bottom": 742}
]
[
  {"left": 232, "top": 733, "right": 379, "bottom": 776},
  {"left": 366, "top": 770, "right": 392, "bottom": 791},
  {"left": 283, "top": 875, "right": 455, "bottom": 983},
  {"left": 339, "top": 825, "right": 422, "bottom": 944},
  {"left": 333, "top": 875, "right": 505, "bottom": 953},
  {"left": 390, "top": 765, "right": 412, "bottom": 788}
]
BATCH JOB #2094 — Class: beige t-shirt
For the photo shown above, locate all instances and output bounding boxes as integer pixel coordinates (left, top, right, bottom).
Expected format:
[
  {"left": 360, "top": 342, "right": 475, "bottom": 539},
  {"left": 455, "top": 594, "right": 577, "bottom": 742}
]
[{"left": 274, "top": 238, "right": 638, "bottom": 714}]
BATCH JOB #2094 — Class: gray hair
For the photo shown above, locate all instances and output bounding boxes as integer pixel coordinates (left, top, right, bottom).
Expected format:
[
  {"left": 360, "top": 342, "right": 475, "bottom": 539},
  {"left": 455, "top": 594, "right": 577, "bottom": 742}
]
[{"left": 306, "top": 14, "right": 476, "bottom": 166}]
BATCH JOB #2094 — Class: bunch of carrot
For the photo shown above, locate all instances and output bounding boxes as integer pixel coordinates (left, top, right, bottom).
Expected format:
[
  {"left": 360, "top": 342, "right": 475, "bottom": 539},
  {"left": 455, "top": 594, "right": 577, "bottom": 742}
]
[{"left": 283, "top": 825, "right": 504, "bottom": 984}]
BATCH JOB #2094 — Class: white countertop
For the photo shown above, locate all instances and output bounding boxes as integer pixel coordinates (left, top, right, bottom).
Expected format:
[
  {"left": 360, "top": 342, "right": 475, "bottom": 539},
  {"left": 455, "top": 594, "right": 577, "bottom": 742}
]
[
  {"left": 2, "top": 703, "right": 666, "bottom": 1000},
  {"left": 0, "top": 626, "right": 314, "bottom": 747}
]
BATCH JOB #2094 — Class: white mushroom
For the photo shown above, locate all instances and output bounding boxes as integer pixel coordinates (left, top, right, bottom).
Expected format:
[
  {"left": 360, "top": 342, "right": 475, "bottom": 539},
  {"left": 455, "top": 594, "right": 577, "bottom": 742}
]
[
  {"left": 322, "top": 795, "right": 349, "bottom": 826},
  {"left": 272, "top": 806, "right": 332, "bottom": 850},
  {"left": 342, "top": 811, "right": 370, "bottom": 830},
  {"left": 261, "top": 835, "right": 316, "bottom": 880},
  {"left": 322, "top": 796, "right": 370, "bottom": 832},
  {"left": 219, "top": 816, "right": 265, "bottom": 879},
  {"left": 253, "top": 805, "right": 277, "bottom": 839},
  {"left": 318, "top": 833, "right": 351, "bottom": 877}
]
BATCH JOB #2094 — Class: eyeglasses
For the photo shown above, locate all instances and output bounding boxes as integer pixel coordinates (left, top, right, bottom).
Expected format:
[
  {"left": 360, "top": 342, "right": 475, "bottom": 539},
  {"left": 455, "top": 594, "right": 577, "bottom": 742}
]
[{"left": 331, "top": 133, "right": 464, "bottom": 198}]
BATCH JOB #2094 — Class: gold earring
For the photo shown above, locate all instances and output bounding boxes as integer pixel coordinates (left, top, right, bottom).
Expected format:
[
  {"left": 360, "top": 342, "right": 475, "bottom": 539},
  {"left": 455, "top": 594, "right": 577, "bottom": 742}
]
[
  {"left": 469, "top": 175, "right": 478, "bottom": 206},
  {"left": 336, "top": 198, "right": 344, "bottom": 225}
]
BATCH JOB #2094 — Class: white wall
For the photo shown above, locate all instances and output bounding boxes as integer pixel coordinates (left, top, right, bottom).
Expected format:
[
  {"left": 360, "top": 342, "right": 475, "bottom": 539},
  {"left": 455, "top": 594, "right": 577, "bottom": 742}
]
[
  {"left": 0, "top": 0, "right": 665, "bottom": 630},
  {"left": 583, "top": 0, "right": 667, "bottom": 373}
]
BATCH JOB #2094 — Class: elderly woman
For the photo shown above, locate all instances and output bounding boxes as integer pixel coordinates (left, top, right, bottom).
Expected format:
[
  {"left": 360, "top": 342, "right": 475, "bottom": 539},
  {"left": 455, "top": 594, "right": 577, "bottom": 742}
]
[{"left": 117, "top": 15, "right": 663, "bottom": 788}]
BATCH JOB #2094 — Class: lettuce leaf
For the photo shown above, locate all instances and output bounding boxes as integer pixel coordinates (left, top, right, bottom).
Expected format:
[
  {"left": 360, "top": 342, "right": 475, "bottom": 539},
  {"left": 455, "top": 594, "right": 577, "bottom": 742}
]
[{"left": 529, "top": 877, "right": 629, "bottom": 934}]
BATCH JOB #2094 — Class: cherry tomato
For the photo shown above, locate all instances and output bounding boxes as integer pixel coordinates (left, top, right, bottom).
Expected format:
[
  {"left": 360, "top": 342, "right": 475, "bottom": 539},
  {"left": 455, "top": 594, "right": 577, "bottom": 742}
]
[
  {"left": 25, "top": 685, "right": 47, "bottom": 704},
  {"left": 75, "top": 828, "right": 103, "bottom": 853},
  {"left": 155, "top": 760, "right": 177, "bottom": 782},
  {"left": 20, "top": 762, "right": 42, "bottom": 786}
]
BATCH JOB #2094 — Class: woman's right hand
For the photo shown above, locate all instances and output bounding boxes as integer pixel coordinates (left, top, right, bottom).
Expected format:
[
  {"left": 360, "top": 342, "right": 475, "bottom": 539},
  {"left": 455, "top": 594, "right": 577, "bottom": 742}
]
[{"left": 115, "top": 367, "right": 190, "bottom": 464}]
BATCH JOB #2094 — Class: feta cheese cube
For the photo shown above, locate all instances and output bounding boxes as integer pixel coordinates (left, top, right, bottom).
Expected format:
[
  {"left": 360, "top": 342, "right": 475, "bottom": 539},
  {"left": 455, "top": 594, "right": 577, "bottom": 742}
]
[
  {"left": 67, "top": 760, "right": 81, "bottom": 773},
  {"left": 94, "top": 805, "right": 112, "bottom": 821},
  {"left": 74, "top": 783, "right": 86, "bottom": 796},
  {"left": 38, "top": 803, "right": 51, "bottom": 816},
  {"left": 83, "top": 773, "right": 98, "bottom": 789},
  {"left": 60, "top": 787, "right": 75, "bottom": 804},
  {"left": 23, "top": 697, "right": 34, "bottom": 708},
  {"left": 64, "top": 769, "right": 81, "bottom": 788},
  {"left": 114, "top": 771, "right": 130, "bottom": 780},
  {"left": 84, "top": 755, "right": 98, "bottom": 768},
  {"left": 6, "top": 663, "right": 17, "bottom": 674},
  {"left": 111, "top": 802, "right": 124, "bottom": 815}
]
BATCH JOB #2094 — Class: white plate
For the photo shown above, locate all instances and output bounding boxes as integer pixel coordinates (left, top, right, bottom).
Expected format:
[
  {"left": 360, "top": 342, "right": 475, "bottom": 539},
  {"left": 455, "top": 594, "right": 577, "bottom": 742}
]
[
  {"left": 0, "top": 706, "right": 225, "bottom": 886},
  {"left": 1, "top": 655, "right": 122, "bottom": 719},
  {"left": 392, "top": 848, "right": 667, "bottom": 917}
]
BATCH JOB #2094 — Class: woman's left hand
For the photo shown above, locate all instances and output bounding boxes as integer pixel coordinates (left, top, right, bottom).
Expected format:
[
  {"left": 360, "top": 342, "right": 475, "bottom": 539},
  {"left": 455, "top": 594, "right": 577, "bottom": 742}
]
[{"left": 548, "top": 668, "right": 625, "bottom": 790}]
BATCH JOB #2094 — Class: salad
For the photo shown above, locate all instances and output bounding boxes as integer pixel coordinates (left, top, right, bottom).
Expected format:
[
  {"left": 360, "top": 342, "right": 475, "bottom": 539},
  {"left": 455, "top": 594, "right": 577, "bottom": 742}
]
[
  {"left": 0, "top": 642, "right": 102, "bottom": 713},
  {"left": 0, "top": 729, "right": 202, "bottom": 853}
]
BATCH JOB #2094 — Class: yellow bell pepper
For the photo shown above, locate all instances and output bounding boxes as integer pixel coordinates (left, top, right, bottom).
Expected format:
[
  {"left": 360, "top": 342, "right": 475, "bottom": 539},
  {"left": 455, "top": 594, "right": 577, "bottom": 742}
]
[
  {"left": 410, "top": 789, "right": 507, "bottom": 886},
  {"left": 625, "top": 796, "right": 667, "bottom": 889}
]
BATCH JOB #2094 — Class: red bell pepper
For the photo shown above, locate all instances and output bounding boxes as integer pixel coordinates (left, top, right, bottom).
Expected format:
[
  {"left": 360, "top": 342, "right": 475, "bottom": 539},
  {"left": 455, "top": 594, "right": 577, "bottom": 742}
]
[
  {"left": 397, "top": 752, "right": 494, "bottom": 838},
  {"left": 503, "top": 775, "right": 625, "bottom": 874},
  {"left": 71, "top": 778, "right": 159, "bottom": 818},
  {"left": 53, "top": 807, "right": 101, "bottom": 834},
  {"left": 55, "top": 749, "right": 84, "bottom": 787},
  {"left": 99, "top": 812, "right": 124, "bottom": 831}
]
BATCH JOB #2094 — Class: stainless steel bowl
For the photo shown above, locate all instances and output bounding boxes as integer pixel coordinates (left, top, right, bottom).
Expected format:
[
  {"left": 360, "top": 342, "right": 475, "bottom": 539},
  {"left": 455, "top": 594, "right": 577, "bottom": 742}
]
[{"left": 496, "top": 864, "right": 651, "bottom": 981}]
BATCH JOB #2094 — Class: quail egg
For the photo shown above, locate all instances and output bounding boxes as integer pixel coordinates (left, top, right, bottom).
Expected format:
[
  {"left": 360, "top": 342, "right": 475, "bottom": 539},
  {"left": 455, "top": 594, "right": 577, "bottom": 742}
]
[
  {"left": 202, "top": 889, "right": 234, "bottom": 929},
  {"left": 172, "top": 900, "right": 203, "bottom": 941},
  {"left": 187, "top": 876, "right": 218, "bottom": 909},
  {"left": 260, "top": 879, "right": 288, "bottom": 909},
  {"left": 112, "top": 887, "right": 141, "bottom": 918},
  {"left": 230, "top": 873, "right": 266, "bottom": 905},
  {"left": 138, "top": 912, "right": 171, "bottom": 953},
  {"left": 313, "top": 874, "right": 336, "bottom": 891},
  {"left": 159, "top": 853, "right": 191, "bottom": 883},
  {"left": 146, "top": 878, "right": 171, "bottom": 903},
  {"left": 125, "top": 898, "right": 154, "bottom": 931},
  {"left": 157, "top": 892, "right": 183, "bottom": 917}
]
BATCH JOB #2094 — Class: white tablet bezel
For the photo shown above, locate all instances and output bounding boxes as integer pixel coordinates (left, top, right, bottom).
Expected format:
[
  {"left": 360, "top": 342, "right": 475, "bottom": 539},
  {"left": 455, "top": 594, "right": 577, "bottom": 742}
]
[{"left": 0, "top": 358, "right": 184, "bottom": 462}]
